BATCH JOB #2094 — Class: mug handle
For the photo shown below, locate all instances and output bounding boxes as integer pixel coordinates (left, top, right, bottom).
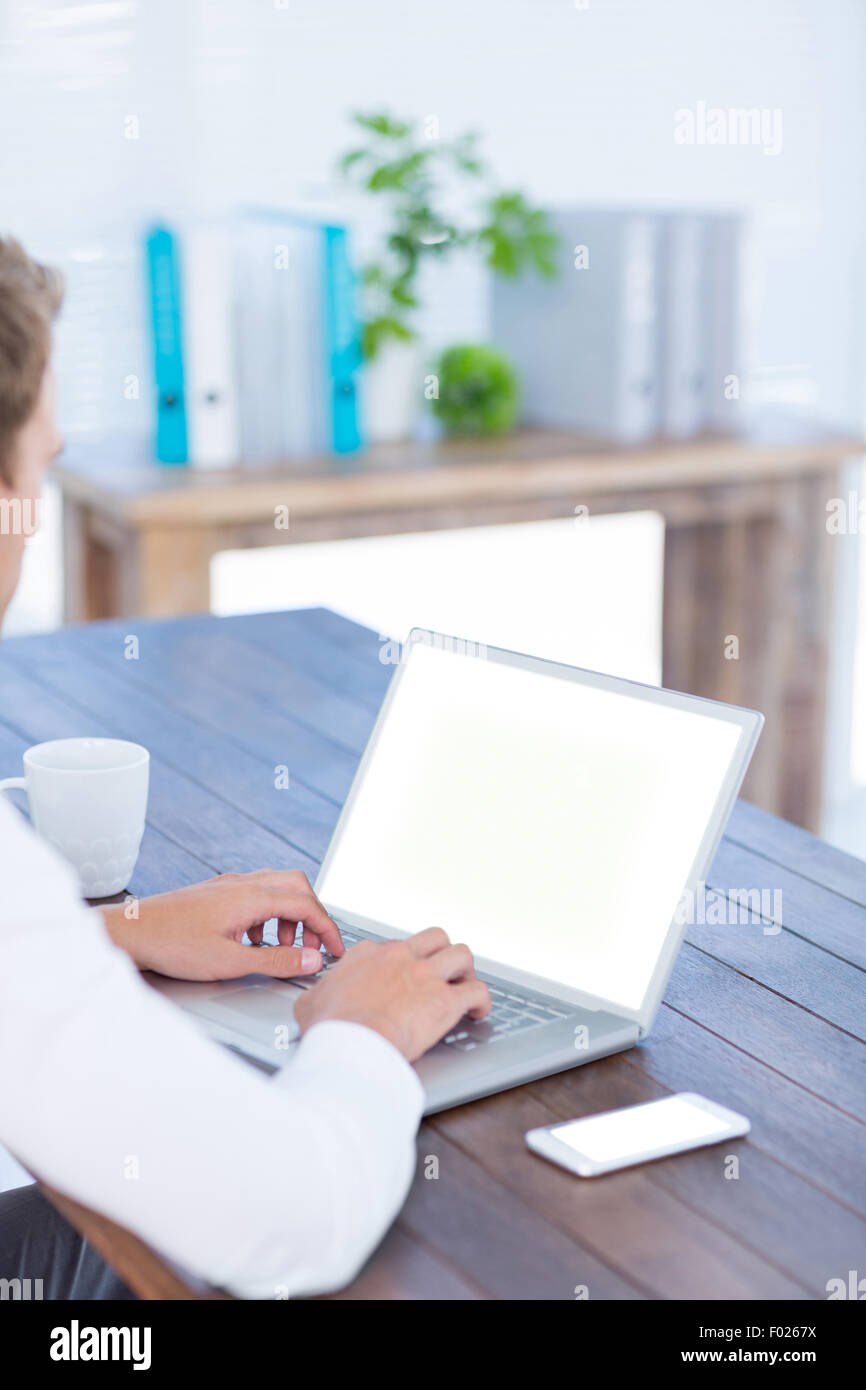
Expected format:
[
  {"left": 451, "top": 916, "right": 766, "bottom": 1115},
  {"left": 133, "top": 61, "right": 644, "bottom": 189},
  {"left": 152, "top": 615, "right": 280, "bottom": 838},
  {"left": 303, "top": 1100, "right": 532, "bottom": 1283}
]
[{"left": 0, "top": 777, "right": 26, "bottom": 794}]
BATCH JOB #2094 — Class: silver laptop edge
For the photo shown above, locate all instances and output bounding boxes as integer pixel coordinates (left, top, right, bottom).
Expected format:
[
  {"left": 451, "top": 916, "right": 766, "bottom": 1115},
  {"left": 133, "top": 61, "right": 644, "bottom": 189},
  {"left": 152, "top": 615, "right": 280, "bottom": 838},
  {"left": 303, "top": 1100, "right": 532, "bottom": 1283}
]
[{"left": 315, "top": 628, "right": 764, "bottom": 1039}]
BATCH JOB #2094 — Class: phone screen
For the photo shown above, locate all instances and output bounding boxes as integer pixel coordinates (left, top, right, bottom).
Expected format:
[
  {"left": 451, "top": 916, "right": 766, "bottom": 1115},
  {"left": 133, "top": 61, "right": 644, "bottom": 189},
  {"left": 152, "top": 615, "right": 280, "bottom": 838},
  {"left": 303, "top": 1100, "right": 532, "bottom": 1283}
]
[{"left": 550, "top": 1095, "right": 737, "bottom": 1164}]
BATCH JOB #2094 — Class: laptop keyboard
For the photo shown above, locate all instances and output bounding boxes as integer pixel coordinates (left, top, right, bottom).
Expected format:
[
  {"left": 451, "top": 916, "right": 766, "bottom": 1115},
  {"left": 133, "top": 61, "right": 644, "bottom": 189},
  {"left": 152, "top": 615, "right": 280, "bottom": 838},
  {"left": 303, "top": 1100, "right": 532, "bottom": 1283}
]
[
  {"left": 287, "top": 926, "right": 569, "bottom": 1050},
  {"left": 441, "top": 985, "right": 567, "bottom": 1050},
  {"left": 286, "top": 927, "right": 363, "bottom": 990}
]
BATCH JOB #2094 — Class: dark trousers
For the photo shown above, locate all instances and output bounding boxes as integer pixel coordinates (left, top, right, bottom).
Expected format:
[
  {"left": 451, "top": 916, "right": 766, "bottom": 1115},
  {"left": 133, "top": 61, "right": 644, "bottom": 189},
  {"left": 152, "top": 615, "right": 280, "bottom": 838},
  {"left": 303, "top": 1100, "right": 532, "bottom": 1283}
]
[{"left": 0, "top": 1182, "right": 136, "bottom": 1300}]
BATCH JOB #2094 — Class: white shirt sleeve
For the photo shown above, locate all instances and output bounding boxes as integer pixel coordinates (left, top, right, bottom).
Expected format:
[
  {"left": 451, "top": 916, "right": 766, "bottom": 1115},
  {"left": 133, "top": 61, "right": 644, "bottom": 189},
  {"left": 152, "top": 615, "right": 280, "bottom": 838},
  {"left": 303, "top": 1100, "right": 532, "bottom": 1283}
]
[{"left": 0, "top": 798, "right": 424, "bottom": 1299}]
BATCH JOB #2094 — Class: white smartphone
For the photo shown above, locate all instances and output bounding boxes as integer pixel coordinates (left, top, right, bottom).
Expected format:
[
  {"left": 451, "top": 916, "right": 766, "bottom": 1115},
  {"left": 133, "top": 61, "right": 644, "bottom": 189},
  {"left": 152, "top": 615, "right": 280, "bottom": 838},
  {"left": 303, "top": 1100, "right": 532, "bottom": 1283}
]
[{"left": 525, "top": 1092, "right": 750, "bottom": 1177}]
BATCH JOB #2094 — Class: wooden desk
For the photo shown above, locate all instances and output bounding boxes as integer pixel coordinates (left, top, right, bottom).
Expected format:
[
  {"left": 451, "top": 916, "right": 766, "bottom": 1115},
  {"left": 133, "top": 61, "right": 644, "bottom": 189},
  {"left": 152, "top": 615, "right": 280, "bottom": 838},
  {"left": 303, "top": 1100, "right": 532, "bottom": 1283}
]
[
  {"left": 1, "top": 607, "right": 863, "bottom": 1300},
  {"left": 54, "top": 427, "right": 859, "bottom": 830}
]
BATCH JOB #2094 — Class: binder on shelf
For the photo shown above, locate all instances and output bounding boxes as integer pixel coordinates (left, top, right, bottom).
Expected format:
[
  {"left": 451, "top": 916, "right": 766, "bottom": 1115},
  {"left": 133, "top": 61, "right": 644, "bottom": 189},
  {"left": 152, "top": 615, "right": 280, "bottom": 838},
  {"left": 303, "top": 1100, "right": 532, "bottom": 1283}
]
[
  {"left": 658, "top": 213, "right": 712, "bottom": 440},
  {"left": 179, "top": 223, "right": 240, "bottom": 469},
  {"left": 323, "top": 224, "right": 362, "bottom": 453},
  {"left": 233, "top": 208, "right": 363, "bottom": 464},
  {"left": 491, "top": 207, "right": 662, "bottom": 444},
  {"left": 145, "top": 210, "right": 364, "bottom": 469},
  {"left": 492, "top": 205, "right": 745, "bottom": 444},
  {"left": 234, "top": 212, "right": 319, "bottom": 464},
  {"left": 145, "top": 227, "right": 188, "bottom": 464},
  {"left": 234, "top": 215, "right": 281, "bottom": 464},
  {"left": 278, "top": 218, "right": 327, "bottom": 458}
]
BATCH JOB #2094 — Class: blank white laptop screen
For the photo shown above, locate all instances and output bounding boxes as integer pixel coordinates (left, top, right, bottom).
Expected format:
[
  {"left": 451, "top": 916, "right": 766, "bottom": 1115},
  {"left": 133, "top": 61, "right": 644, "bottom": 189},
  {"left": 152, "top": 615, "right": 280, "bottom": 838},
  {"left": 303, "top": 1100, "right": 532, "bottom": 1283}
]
[{"left": 317, "top": 640, "right": 744, "bottom": 1016}]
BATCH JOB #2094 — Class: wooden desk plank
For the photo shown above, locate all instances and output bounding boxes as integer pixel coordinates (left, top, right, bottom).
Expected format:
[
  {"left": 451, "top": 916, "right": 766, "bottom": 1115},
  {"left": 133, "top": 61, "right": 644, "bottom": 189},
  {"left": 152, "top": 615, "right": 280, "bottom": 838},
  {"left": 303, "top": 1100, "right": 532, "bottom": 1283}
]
[
  {"left": 728, "top": 798, "right": 866, "bottom": 908},
  {"left": 663, "top": 945, "right": 866, "bottom": 1118},
  {"left": 684, "top": 917, "right": 866, "bottom": 1040},
  {"left": 211, "top": 609, "right": 392, "bottom": 712},
  {"left": 710, "top": 836, "right": 866, "bottom": 969},
  {"left": 397, "top": 1128, "right": 644, "bottom": 1301},
  {"left": 630, "top": 1006, "right": 866, "bottom": 1214},
  {"left": 0, "top": 626, "right": 357, "bottom": 808},
  {"left": 100, "top": 618, "right": 378, "bottom": 755}
]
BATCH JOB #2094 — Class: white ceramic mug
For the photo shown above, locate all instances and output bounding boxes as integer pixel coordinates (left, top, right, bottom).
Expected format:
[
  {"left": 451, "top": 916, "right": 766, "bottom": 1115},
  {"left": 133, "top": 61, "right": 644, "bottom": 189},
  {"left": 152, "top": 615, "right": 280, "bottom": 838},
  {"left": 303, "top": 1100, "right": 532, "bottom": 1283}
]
[{"left": 0, "top": 737, "right": 150, "bottom": 897}]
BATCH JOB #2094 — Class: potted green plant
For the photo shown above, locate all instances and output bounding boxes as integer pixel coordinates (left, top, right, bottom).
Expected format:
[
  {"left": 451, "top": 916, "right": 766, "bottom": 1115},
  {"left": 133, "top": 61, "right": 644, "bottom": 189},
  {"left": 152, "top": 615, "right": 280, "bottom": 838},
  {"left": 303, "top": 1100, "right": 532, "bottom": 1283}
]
[
  {"left": 338, "top": 112, "right": 558, "bottom": 440},
  {"left": 431, "top": 344, "right": 520, "bottom": 437}
]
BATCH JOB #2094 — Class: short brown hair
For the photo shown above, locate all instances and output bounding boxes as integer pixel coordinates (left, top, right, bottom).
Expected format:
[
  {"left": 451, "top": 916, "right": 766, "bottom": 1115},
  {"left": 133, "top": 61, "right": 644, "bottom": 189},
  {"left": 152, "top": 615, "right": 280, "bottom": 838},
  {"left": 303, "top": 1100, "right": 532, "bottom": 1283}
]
[{"left": 0, "top": 237, "right": 63, "bottom": 484}]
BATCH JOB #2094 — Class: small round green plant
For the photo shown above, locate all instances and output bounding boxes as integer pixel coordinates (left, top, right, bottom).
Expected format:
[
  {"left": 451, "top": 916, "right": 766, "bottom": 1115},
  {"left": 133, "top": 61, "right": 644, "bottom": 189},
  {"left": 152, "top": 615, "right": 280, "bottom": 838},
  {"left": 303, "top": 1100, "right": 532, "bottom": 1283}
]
[{"left": 431, "top": 344, "right": 520, "bottom": 437}]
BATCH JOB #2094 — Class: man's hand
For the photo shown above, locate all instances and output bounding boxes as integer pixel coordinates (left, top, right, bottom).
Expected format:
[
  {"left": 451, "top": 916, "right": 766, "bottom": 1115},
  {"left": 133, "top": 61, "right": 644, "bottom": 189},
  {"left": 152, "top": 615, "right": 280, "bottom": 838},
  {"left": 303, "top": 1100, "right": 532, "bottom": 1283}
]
[
  {"left": 293, "top": 926, "right": 491, "bottom": 1062},
  {"left": 101, "top": 870, "right": 343, "bottom": 981}
]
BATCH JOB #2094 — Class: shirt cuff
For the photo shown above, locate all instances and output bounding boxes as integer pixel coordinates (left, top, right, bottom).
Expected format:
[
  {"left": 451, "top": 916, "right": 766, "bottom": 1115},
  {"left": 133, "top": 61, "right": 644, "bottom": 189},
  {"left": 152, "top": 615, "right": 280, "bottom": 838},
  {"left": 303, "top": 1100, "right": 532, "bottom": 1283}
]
[{"left": 274, "top": 1019, "right": 426, "bottom": 1125}]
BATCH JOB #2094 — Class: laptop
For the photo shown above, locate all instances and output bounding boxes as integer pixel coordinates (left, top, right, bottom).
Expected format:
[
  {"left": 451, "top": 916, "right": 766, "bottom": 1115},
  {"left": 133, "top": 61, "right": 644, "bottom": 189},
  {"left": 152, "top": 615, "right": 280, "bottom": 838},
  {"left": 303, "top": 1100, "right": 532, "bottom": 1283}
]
[{"left": 149, "top": 629, "right": 763, "bottom": 1114}]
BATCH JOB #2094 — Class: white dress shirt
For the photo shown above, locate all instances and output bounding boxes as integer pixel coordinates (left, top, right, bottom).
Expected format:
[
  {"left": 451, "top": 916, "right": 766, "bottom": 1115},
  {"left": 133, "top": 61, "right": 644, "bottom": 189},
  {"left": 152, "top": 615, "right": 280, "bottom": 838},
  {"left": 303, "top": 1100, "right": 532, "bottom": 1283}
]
[{"left": 0, "top": 796, "right": 425, "bottom": 1298}]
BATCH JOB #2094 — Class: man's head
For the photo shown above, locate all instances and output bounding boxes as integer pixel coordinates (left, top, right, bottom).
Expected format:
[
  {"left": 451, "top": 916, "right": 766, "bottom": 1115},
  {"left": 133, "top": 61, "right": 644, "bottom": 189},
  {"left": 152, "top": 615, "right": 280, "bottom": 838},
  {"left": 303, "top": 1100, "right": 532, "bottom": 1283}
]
[{"left": 0, "top": 237, "right": 64, "bottom": 626}]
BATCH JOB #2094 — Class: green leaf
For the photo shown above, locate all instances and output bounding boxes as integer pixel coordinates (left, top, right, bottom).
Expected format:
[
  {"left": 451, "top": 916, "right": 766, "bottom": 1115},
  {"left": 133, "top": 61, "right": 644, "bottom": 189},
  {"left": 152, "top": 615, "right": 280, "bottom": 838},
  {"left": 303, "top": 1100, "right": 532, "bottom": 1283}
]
[
  {"left": 362, "top": 315, "right": 415, "bottom": 361},
  {"left": 386, "top": 233, "right": 420, "bottom": 271},
  {"left": 389, "top": 280, "right": 418, "bottom": 307},
  {"left": 479, "top": 228, "right": 521, "bottom": 277},
  {"left": 526, "top": 231, "right": 560, "bottom": 277},
  {"left": 487, "top": 191, "right": 525, "bottom": 216},
  {"left": 381, "top": 315, "right": 414, "bottom": 340},
  {"left": 338, "top": 149, "right": 368, "bottom": 174},
  {"left": 353, "top": 112, "right": 412, "bottom": 139},
  {"left": 362, "top": 321, "right": 382, "bottom": 361},
  {"left": 366, "top": 150, "right": 429, "bottom": 192}
]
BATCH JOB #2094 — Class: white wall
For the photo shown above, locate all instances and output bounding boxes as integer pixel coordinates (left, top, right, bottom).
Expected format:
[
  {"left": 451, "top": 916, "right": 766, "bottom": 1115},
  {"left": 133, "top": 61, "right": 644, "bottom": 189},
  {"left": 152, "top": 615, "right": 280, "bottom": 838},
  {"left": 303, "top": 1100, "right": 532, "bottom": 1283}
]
[
  {"left": 2, "top": 0, "right": 865, "bottom": 439},
  {"left": 184, "top": 0, "right": 866, "bottom": 428}
]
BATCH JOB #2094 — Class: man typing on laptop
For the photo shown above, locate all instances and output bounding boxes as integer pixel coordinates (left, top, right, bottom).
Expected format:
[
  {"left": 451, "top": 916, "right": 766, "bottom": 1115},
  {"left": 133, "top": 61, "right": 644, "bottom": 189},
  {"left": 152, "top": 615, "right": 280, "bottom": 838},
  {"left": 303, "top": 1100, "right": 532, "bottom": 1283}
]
[{"left": 0, "top": 237, "right": 490, "bottom": 1299}]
